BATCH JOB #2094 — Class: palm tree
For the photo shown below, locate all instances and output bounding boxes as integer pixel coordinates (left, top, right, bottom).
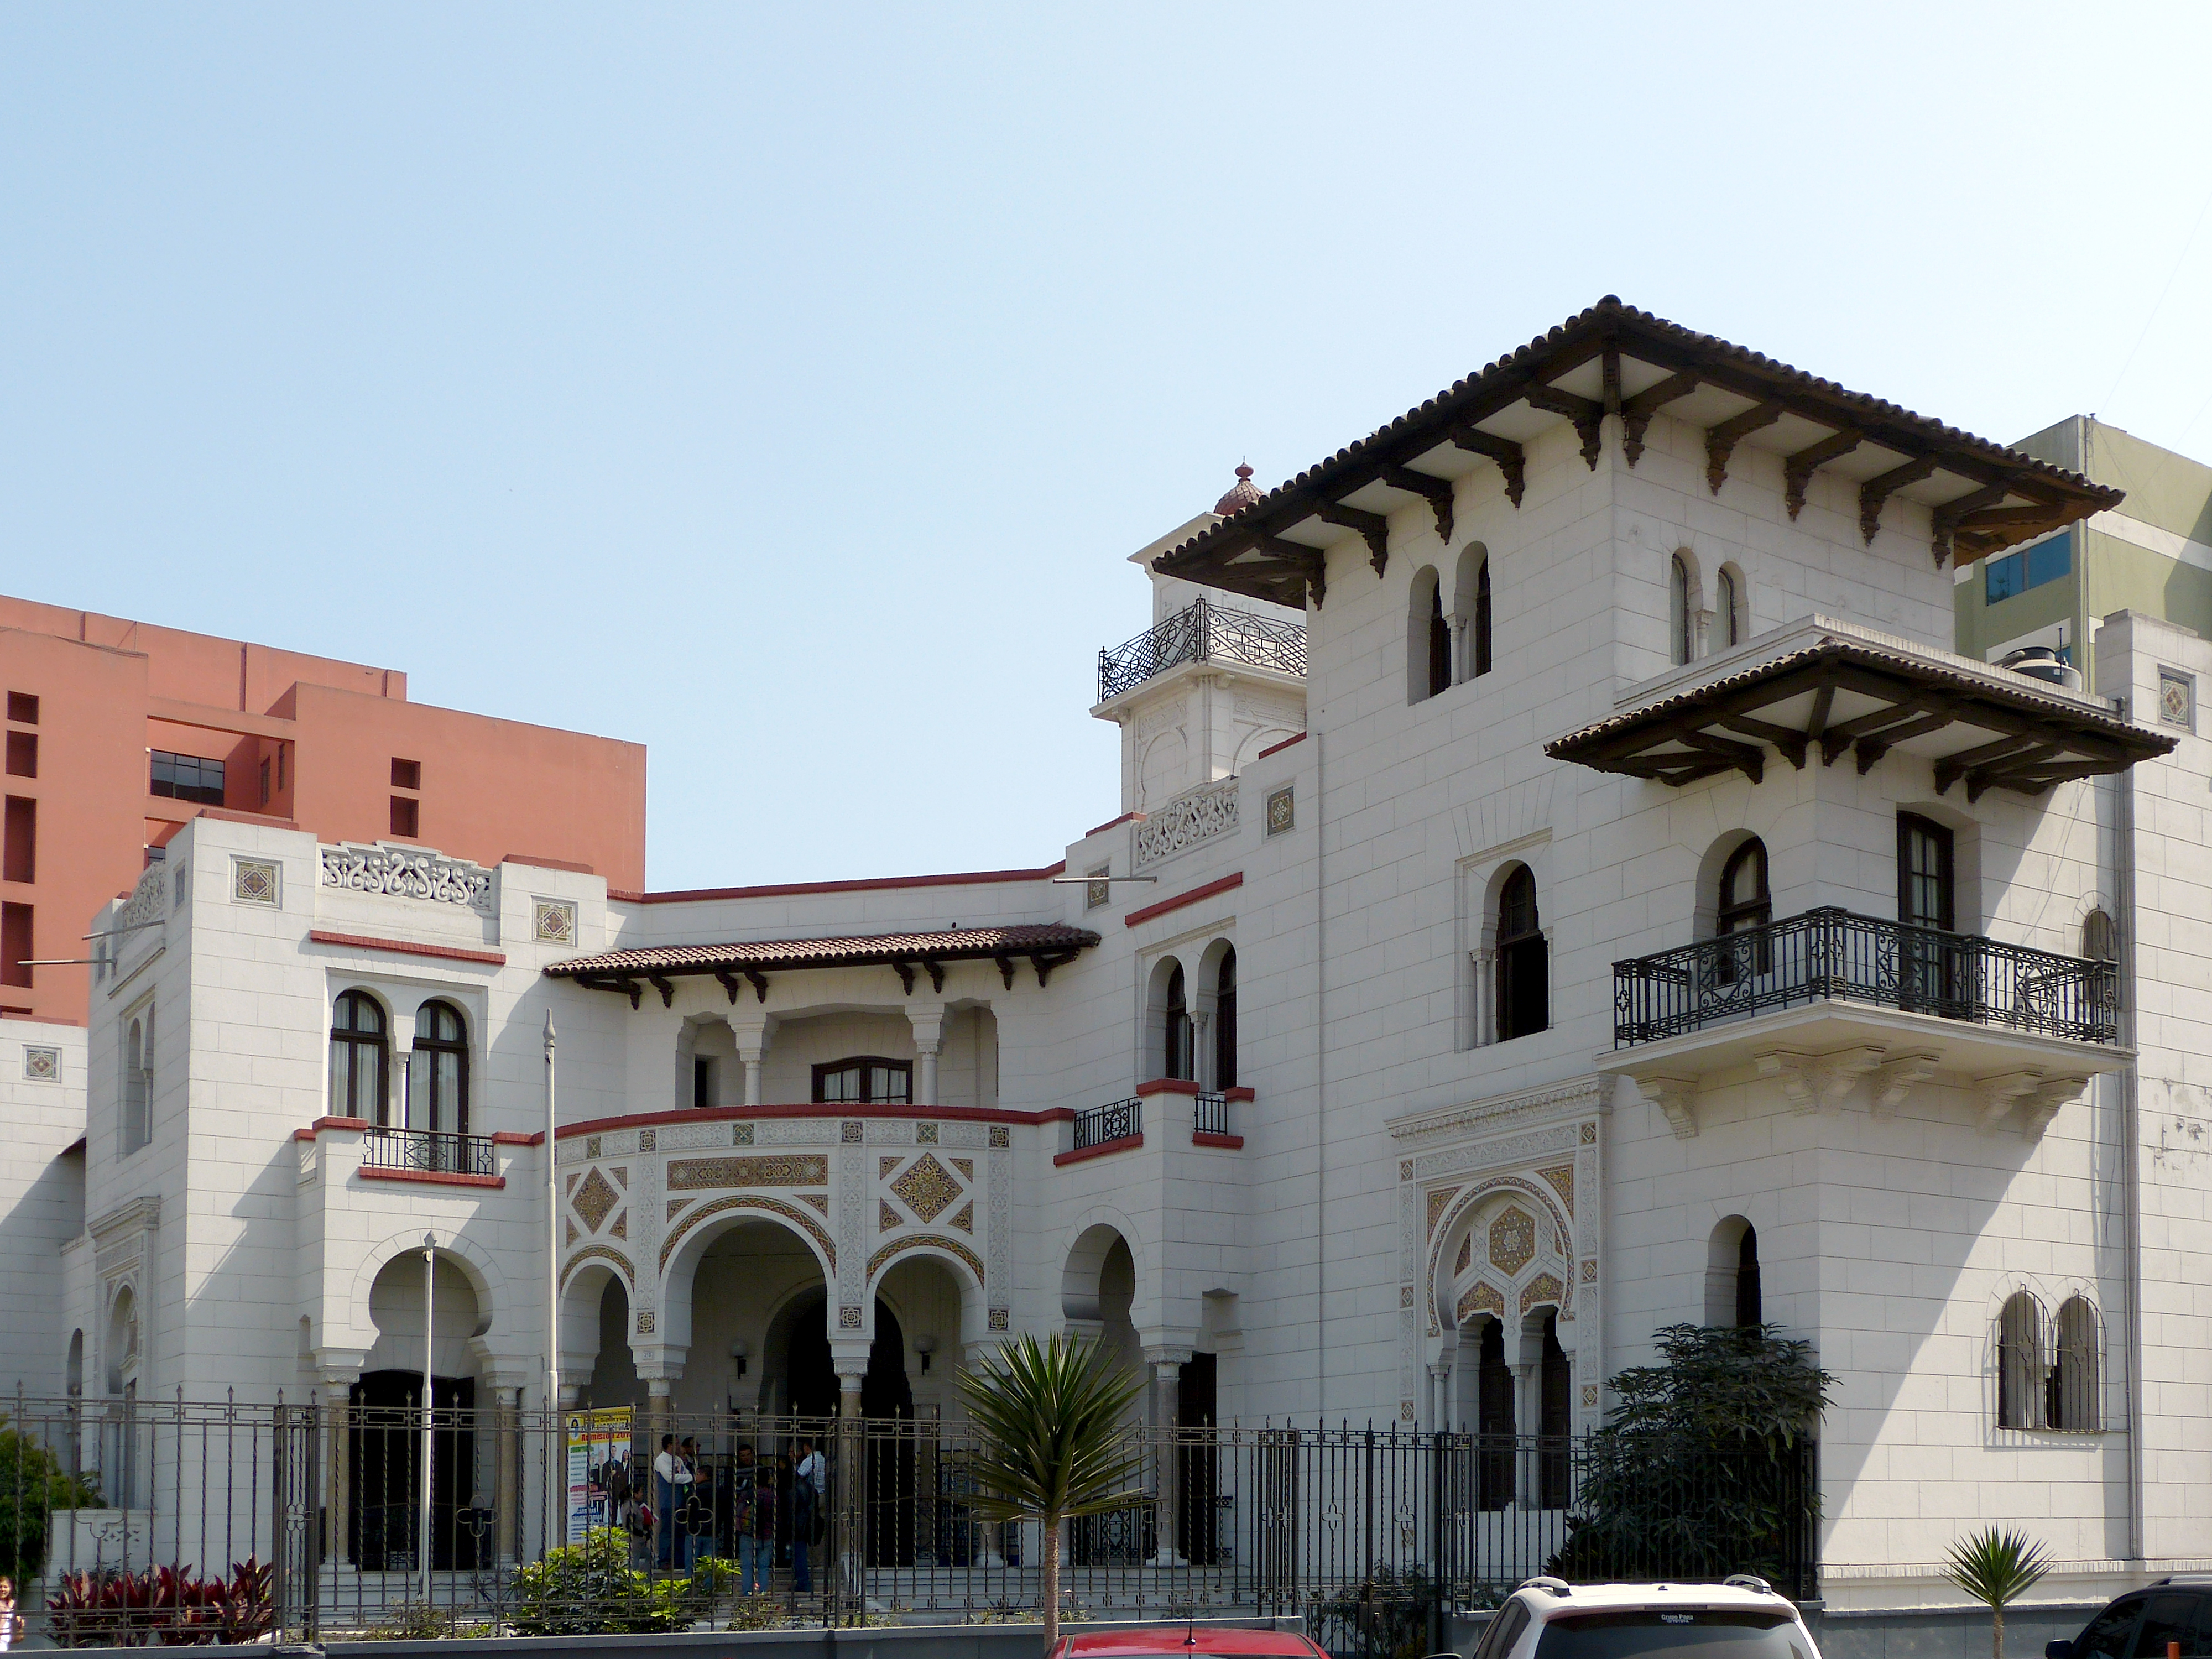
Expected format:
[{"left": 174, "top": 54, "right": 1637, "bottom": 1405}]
[
  {"left": 1944, "top": 1527, "right": 2051, "bottom": 1659},
  {"left": 956, "top": 1332, "right": 1146, "bottom": 1650}
]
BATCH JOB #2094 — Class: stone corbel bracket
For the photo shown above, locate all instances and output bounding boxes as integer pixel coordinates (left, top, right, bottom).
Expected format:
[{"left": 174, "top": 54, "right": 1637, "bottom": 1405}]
[
  {"left": 1867, "top": 1052, "right": 1940, "bottom": 1119},
  {"left": 1755, "top": 1046, "right": 1887, "bottom": 1114},
  {"left": 1640, "top": 1075, "right": 1699, "bottom": 1139},
  {"left": 1975, "top": 1070, "right": 2090, "bottom": 1138}
]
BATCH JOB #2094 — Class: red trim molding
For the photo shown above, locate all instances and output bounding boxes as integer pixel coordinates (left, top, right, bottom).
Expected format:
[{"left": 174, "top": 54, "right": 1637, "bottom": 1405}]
[
  {"left": 308, "top": 931, "right": 507, "bottom": 967},
  {"left": 557, "top": 1102, "right": 1072, "bottom": 1141},
  {"left": 1225, "top": 1086, "right": 1255, "bottom": 1102},
  {"left": 491, "top": 1130, "right": 541, "bottom": 1146},
  {"left": 1085, "top": 812, "right": 1139, "bottom": 837},
  {"left": 1054, "top": 1133, "right": 1143, "bottom": 1167},
  {"left": 503, "top": 853, "right": 595, "bottom": 875},
  {"left": 1124, "top": 872, "right": 1243, "bottom": 928},
  {"left": 1256, "top": 731, "right": 1307, "bottom": 759},
  {"left": 358, "top": 1167, "right": 506, "bottom": 1190},
  {"left": 610, "top": 863, "right": 1067, "bottom": 906},
  {"left": 1136, "top": 1077, "right": 1200, "bottom": 1097},
  {"left": 1192, "top": 1131, "right": 1246, "bottom": 1150}
]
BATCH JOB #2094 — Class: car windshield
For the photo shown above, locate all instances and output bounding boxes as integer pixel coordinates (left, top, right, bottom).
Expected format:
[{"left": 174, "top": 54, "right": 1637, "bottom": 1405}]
[{"left": 1535, "top": 1610, "right": 1810, "bottom": 1659}]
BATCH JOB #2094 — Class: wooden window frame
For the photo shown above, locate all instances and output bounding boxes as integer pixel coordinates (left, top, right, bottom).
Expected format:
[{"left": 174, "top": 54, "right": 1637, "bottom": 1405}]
[
  {"left": 330, "top": 989, "right": 391, "bottom": 1125},
  {"left": 411, "top": 999, "right": 469, "bottom": 1136},
  {"left": 811, "top": 1055, "right": 912, "bottom": 1106}
]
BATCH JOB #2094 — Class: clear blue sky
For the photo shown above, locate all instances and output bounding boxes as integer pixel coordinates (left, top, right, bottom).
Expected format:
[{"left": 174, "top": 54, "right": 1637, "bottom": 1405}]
[{"left": 6, "top": 4, "right": 2209, "bottom": 890}]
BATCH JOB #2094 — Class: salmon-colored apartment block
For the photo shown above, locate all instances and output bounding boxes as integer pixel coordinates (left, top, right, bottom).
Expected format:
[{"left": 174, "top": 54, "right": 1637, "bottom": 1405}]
[{"left": 0, "top": 595, "right": 645, "bottom": 1024}]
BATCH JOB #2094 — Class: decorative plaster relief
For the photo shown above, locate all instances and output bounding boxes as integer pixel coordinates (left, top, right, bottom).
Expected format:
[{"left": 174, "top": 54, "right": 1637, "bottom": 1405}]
[
  {"left": 1134, "top": 778, "right": 1239, "bottom": 869},
  {"left": 320, "top": 842, "right": 495, "bottom": 914}
]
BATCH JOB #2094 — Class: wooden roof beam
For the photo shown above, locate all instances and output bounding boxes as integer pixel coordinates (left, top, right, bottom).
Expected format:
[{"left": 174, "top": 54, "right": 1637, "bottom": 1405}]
[
  {"left": 1705, "top": 401, "right": 1787, "bottom": 494},
  {"left": 1714, "top": 712, "right": 1811, "bottom": 770},
  {"left": 1313, "top": 502, "right": 1391, "bottom": 577},
  {"left": 1853, "top": 711, "right": 1953, "bottom": 774},
  {"left": 1381, "top": 467, "right": 1455, "bottom": 547},
  {"left": 1859, "top": 455, "right": 1943, "bottom": 545},
  {"left": 1934, "top": 735, "right": 2049, "bottom": 796},
  {"left": 1677, "top": 731, "right": 1765, "bottom": 784},
  {"left": 1447, "top": 426, "right": 1526, "bottom": 508},
  {"left": 1784, "top": 430, "right": 1864, "bottom": 520},
  {"left": 1929, "top": 482, "right": 2012, "bottom": 567}
]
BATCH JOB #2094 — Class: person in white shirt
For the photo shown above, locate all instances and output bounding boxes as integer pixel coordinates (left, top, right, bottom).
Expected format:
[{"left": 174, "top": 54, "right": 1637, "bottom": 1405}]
[
  {"left": 791, "top": 1437, "right": 826, "bottom": 1591},
  {"left": 1, "top": 1574, "right": 20, "bottom": 1652},
  {"left": 651, "top": 1433, "right": 695, "bottom": 1570}
]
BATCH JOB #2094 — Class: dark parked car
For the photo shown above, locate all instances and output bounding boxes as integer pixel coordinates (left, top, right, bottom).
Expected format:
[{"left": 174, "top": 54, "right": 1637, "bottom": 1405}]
[{"left": 2049, "top": 1579, "right": 2212, "bottom": 1659}]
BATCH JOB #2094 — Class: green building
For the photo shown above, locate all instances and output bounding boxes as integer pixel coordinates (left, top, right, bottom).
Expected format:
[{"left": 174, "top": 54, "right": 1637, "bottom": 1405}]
[{"left": 1955, "top": 415, "right": 2212, "bottom": 685}]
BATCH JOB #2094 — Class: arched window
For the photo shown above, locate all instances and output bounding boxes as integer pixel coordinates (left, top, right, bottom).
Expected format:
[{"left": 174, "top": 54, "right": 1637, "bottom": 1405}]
[
  {"left": 1539, "top": 1312, "right": 1572, "bottom": 1508},
  {"left": 1474, "top": 1319, "right": 1514, "bottom": 1511},
  {"left": 1214, "top": 947, "right": 1237, "bottom": 1091},
  {"left": 1715, "top": 566, "right": 1744, "bottom": 649},
  {"left": 1496, "top": 867, "right": 1548, "bottom": 1041},
  {"left": 1164, "top": 964, "right": 1194, "bottom": 1081},
  {"left": 812, "top": 1057, "right": 911, "bottom": 1104},
  {"left": 1670, "top": 553, "right": 1695, "bottom": 665},
  {"left": 330, "top": 991, "right": 389, "bottom": 1125},
  {"left": 1735, "top": 1224, "right": 1763, "bottom": 1326},
  {"left": 1716, "top": 838, "right": 1773, "bottom": 982},
  {"left": 1428, "top": 581, "right": 1451, "bottom": 698},
  {"left": 2082, "top": 909, "right": 2117, "bottom": 963},
  {"left": 2050, "top": 1297, "right": 2100, "bottom": 1432},
  {"left": 412, "top": 1001, "right": 468, "bottom": 1136},
  {"left": 120, "top": 1011, "right": 153, "bottom": 1155},
  {"left": 1997, "top": 1291, "right": 2046, "bottom": 1430},
  {"left": 1473, "top": 557, "right": 1492, "bottom": 677}
]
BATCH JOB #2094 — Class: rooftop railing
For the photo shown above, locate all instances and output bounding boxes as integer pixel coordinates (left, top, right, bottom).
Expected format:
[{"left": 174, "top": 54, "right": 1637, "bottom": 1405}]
[
  {"left": 1613, "top": 906, "right": 2120, "bottom": 1048},
  {"left": 1098, "top": 598, "right": 1306, "bottom": 703}
]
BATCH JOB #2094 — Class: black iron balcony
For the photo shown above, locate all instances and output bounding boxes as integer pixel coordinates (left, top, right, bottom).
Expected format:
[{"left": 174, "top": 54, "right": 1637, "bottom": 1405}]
[
  {"left": 1097, "top": 599, "right": 1306, "bottom": 703},
  {"left": 362, "top": 1126, "right": 495, "bottom": 1177},
  {"left": 1193, "top": 1091, "right": 1230, "bottom": 1138},
  {"left": 1614, "top": 906, "right": 2120, "bottom": 1049},
  {"left": 1072, "top": 1097, "right": 1141, "bottom": 1151}
]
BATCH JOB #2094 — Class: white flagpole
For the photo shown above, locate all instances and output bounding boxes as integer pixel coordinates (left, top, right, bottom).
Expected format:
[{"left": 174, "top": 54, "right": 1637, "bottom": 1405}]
[
  {"left": 544, "top": 1013, "right": 562, "bottom": 1547},
  {"left": 419, "top": 1231, "right": 436, "bottom": 1608}
]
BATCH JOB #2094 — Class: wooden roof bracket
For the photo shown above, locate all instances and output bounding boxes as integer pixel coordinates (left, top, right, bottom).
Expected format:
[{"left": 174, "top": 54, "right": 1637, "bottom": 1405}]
[
  {"left": 1381, "top": 467, "right": 1455, "bottom": 546},
  {"left": 1314, "top": 502, "right": 1391, "bottom": 576},
  {"left": 1783, "top": 431, "right": 1863, "bottom": 520},
  {"left": 1447, "top": 426, "right": 1526, "bottom": 507},
  {"left": 646, "top": 974, "right": 675, "bottom": 1009},
  {"left": 1930, "top": 482, "right": 2010, "bottom": 567},
  {"left": 1032, "top": 949, "right": 1079, "bottom": 988},
  {"left": 1704, "top": 401, "right": 1786, "bottom": 493},
  {"left": 922, "top": 959, "right": 946, "bottom": 993},
  {"left": 1618, "top": 371, "right": 1702, "bottom": 467},
  {"left": 891, "top": 960, "right": 916, "bottom": 995},
  {"left": 1523, "top": 382, "right": 1606, "bottom": 469},
  {"left": 1934, "top": 735, "right": 2048, "bottom": 796},
  {"left": 743, "top": 969, "right": 769, "bottom": 1003},
  {"left": 1858, "top": 456, "right": 1942, "bottom": 545},
  {"left": 714, "top": 969, "right": 743, "bottom": 1005},
  {"left": 994, "top": 953, "right": 1016, "bottom": 990}
]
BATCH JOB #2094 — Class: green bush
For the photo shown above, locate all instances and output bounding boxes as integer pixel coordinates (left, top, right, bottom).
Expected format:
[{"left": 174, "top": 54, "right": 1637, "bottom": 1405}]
[
  {"left": 509, "top": 1528, "right": 690, "bottom": 1635},
  {"left": 0, "top": 1415, "right": 101, "bottom": 1580}
]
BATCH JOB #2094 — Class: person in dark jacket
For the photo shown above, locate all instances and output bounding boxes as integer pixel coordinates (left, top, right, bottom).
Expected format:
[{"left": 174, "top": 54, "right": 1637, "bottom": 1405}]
[{"left": 731, "top": 1443, "right": 776, "bottom": 1594}]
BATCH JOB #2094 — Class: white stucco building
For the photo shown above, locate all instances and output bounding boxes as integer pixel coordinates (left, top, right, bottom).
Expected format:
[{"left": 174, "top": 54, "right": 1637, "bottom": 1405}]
[{"left": 5, "top": 298, "right": 2208, "bottom": 1613}]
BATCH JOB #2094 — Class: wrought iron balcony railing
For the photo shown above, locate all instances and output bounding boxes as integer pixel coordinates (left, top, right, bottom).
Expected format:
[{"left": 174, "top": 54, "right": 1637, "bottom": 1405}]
[
  {"left": 1193, "top": 1091, "right": 1230, "bottom": 1138},
  {"left": 362, "top": 1126, "right": 495, "bottom": 1177},
  {"left": 1613, "top": 906, "right": 2120, "bottom": 1048},
  {"left": 1073, "top": 1097, "right": 1142, "bottom": 1151},
  {"left": 1098, "top": 598, "right": 1306, "bottom": 703}
]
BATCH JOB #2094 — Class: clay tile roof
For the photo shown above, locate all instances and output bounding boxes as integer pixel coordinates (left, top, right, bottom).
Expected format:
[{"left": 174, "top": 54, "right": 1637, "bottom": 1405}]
[
  {"left": 1159, "top": 295, "right": 2122, "bottom": 605},
  {"left": 1213, "top": 463, "right": 1262, "bottom": 517},
  {"left": 546, "top": 922, "right": 1100, "bottom": 982}
]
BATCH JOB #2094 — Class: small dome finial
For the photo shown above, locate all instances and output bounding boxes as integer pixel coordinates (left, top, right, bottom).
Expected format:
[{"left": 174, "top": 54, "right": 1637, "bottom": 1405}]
[{"left": 1213, "top": 461, "right": 1261, "bottom": 517}]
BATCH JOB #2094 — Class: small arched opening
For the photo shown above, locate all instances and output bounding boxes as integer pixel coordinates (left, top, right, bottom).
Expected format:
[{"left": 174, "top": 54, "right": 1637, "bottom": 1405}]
[
  {"left": 1669, "top": 551, "right": 1698, "bottom": 665},
  {"left": 1408, "top": 567, "right": 1449, "bottom": 703},
  {"left": 2050, "top": 1296, "right": 2100, "bottom": 1432},
  {"left": 1715, "top": 564, "right": 1748, "bottom": 649},
  {"left": 1996, "top": 1291, "right": 2046, "bottom": 1430},
  {"left": 330, "top": 990, "right": 389, "bottom": 1126},
  {"left": 1452, "top": 546, "right": 1492, "bottom": 681},
  {"left": 1496, "top": 865, "right": 1548, "bottom": 1041}
]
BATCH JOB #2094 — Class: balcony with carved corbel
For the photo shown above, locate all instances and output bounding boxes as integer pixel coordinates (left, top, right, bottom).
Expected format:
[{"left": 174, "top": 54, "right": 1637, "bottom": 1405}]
[{"left": 1599, "top": 907, "right": 2127, "bottom": 1140}]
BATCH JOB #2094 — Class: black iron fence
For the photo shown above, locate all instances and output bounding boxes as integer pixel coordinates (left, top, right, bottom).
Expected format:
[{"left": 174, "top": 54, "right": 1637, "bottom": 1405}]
[
  {"left": 1194, "top": 1092, "right": 1231, "bottom": 1138},
  {"left": 1098, "top": 600, "right": 1307, "bottom": 703},
  {"left": 362, "top": 1127, "right": 497, "bottom": 1177},
  {"left": 1073, "top": 1098, "right": 1142, "bottom": 1151},
  {"left": 1614, "top": 906, "right": 2120, "bottom": 1047},
  {"left": 0, "top": 1394, "right": 1818, "bottom": 1650}
]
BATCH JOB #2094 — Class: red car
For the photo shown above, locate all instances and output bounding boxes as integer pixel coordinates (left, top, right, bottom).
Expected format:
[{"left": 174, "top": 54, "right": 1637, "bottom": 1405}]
[{"left": 1048, "top": 1630, "right": 1331, "bottom": 1659}]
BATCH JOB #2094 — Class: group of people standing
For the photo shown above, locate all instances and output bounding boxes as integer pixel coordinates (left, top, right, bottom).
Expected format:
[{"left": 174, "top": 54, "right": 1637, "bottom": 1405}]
[{"left": 651, "top": 1433, "right": 826, "bottom": 1593}]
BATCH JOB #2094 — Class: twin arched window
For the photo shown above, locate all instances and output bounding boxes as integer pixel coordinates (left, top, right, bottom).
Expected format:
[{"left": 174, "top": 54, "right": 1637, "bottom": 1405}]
[
  {"left": 329, "top": 992, "right": 469, "bottom": 1130},
  {"left": 1163, "top": 963, "right": 1194, "bottom": 1081},
  {"left": 1153, "top": 949, "right": 1238, "bottom": 1084},
  {"left": 120, "top": 1010, "right": 154, "bottom": 1156},
  {"left": 1410, "top": 555, "right": 1494, "bottom": 704},
  {"left": 1214, "top": 947, "right": 1238, "bottom": 1091},
  {"left": 1997, "top": 1291, "right": 2103, "bottom": 1431},
  {"left": 1496, "top": 867, "right": 1548, "bottom": 1041}
]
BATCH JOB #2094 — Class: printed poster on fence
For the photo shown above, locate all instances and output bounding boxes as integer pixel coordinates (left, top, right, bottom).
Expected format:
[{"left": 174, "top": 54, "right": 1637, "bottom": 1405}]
[{"left": 565, "top": 1406, "right": 634, "bottom": 1541}]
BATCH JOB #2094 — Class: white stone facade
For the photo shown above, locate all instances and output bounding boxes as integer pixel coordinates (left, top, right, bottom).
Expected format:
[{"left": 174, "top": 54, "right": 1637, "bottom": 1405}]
[{"left": 5, "top": 315, "right": 2210, "bottom": 1614}]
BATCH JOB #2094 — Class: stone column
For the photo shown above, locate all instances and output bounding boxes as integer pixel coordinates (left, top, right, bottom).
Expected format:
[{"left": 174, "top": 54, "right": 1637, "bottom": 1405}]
[
  {"left": 731, "top": 1017, "right": 769, "bottom": 1108},
  {"left": 906, "top": 1008, "right": 945, "bottom": 1108},
  {"left": 1145, "top": 1352, "right": 1188, "bottom": 1567},
  {"left": 316, "top": 1353, "right": 366, "bottom": 1566},
  {"left": 1474, "top": 950, "right": 1495, "bottom": 1047},
  {"left": 1190, "top": 1001, "right": 1217, "bottom": 1093},
  {"left": 1510, "top": 1360, "right": 1536, "bottom": 1510},
  {"left": 1449, "top": 616, "right": 1470, "bottom": 685},
  {"left": 1428, "top": 1361, "right": 1451, "bottom": 1435}
]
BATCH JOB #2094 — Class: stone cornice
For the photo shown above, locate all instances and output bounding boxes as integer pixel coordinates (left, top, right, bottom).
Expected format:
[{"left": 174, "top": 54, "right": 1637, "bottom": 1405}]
[
  {"left": 89, "top": 1195, "right": 161, "bottom": 1242},
  {"left": 1389, "top": 1076, "right": 1605, "bottom": 1145}
]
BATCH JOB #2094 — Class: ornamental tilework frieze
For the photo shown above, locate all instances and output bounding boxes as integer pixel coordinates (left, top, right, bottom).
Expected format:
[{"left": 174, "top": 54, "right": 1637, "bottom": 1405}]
[
  {"left": 560, "top": 1244, "right": 633, "bottom": 1291},
  {"left": 986, "top": 1136, "right": 1011, "bottom": 1326},
  {"left": 1489, "top": 1208, "right": 1536, "bottom": 1275},
  {"left": 1538, "top": 1164, "right": 1575, "bottom": 1215},
  {"left": 915, "top": 1123, "right": 938, "bottom": 1144},
  {"left": 1412, "top": 1123, "right": 1579, "bottom": 1183},
  {"left": 797, "top": 1192, "right": 829, "bottom": 1214},
  {"left": 837, "top": 1143, "right": 865, "bottom": 1301},
  {"left": 760, "top": 1121, "right": 836, "bottom": 1146},
  {"left": 1456, "top": 1282, "right": 1505, "bottom": 1323},
  {"left": 659, "top": 1194, "right": 836, "bottom": 1275},
  {"left": 890, "top": 1154, "right": 961, "bottom": 1223},
  {"left": 668, "top": 1155, "right": 830, "bottom": 1190},
  {"left": 867, "top": 1233, "right": 985, "bottom": 1286},
  {"left": 656, "top": 1123, "right": 725, "bottom": 1150},
  {"left": 1521, "top": 1272, "right": 1565, "bottom": 1316},
  {"left": 989, "top": 1126, "right": 1010, "bottom": 1148},
  {"left": 733, "top": 1123, "right": 755, "bottom": 1145},
  {"left": 942, "top": 1123, "right": 988, "bottom": 1149},
  {"left": 320, "top": 841, "right": 495, "bottom": 914}
]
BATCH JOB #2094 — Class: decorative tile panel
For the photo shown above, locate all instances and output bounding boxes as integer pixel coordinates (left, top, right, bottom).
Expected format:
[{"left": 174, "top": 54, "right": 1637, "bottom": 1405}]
[
  {"left": 1426, "top": 1187, "right": 1456, "bottom": 1238},
  {"left": 733, "top": 1123, "right": 755, "bottom": 1145},
  {"left": 1454, "top": 1234, "right": 1472, "bottom": 1275},
  {"left": 1581, "top": 1259, "right": 1598, "bottom": 1282},
  {"left": 867, "top": 1233, "right": 985, "bottom": 1286},
  {"left": 1266, "top": 785, "right": 1295, "bottom": 836},
  {"left": 609, "top": 1211, "right": 627, "bottom": 1240},
  {"left": 879, "top": 1201, "right": 901, "bottom": 1232},
  {"left": 880, "top": 1156, "right": 900, "bottom": 1179},
  {"left": 533, "top": 899, "right": 577, "bottom": 945},
  {"left": 989, "top": 1126, "right": 1010, "bottom": 1148},
  {"left": 950, "top": 1201, "right": 974, "bottom": 1233},
  {"left": 839, "top": 1305, "right": 864, "bottom": 1330},
  {"left": 635, "top": 1310, "right": 655, "bottom": 1334},
  {"left": 22, "top": 1046, "right": 59, "bottom": 1083},
  {"left": 797, "top": 1192, "right": 830, "bottom": 1214},
  {"left": 1538, "top": 1164, "right": 1575, "bottom": 1215},
  {"left": 842, "top": 1121, "right": 864, "bottom": 1144},
  {"left": 320, "top": 841, "right": 494, "bottom": 914},
  {"left": 1455, "top": 1281, "right": 1505, "bottom": 1322},
  {"left": 2159, "top": 667, "right": 2195, "bottom": 730},
  {"left": 1582, "top": 1384, "right": 1599, "bottom": 1409},
  {"left": 988, "top": 1308, "right": 1009, "bottom": 1332},
  {"left": 916, "top": 1122, "right": 938, "bottom": 1144},
  {"left": 1489, "top": 1208, "right": 1536, "bottom": 1275},
  {"left": 573, "top": 1167, "right": 619, "bottom": 1232},
  {"left": 951, "top": 1157, "right": 973, "bottom": 1180},
  {"left": 232, "top": 858, "right": 280, "bottom": 907},
  {"left": 637, "top": 1129, "right": 656, "bottom": 1151},
  {"left": 890, "top": 1154, "right": 961, "bottom": 1223},
  {"left": 1521, "top": 1272, "right": 1565, "bottom": 1315},
  {"left": 667, "top": 1155, "right": 829, "bottom": 1189}
]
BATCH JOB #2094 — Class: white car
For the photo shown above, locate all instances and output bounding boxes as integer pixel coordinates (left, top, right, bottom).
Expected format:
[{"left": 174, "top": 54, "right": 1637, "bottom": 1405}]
[{"left": 1465, "top": 1577, "right": 1820, "bottom": 1659}]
